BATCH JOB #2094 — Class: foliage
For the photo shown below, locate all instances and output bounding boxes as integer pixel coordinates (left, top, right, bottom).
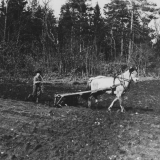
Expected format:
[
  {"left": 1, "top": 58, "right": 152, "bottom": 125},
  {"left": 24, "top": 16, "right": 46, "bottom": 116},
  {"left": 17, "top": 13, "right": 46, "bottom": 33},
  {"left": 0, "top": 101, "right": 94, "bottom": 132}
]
[{"left": 0, "top": 0, "right": 159, "bottom": 78}]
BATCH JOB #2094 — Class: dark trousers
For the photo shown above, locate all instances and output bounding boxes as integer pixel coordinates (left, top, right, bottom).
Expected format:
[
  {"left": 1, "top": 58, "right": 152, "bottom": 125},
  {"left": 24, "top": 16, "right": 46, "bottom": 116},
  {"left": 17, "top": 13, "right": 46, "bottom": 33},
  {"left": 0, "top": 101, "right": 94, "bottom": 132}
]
[{"left": 32, "top": 83, "right": 41, "bottom": 97}]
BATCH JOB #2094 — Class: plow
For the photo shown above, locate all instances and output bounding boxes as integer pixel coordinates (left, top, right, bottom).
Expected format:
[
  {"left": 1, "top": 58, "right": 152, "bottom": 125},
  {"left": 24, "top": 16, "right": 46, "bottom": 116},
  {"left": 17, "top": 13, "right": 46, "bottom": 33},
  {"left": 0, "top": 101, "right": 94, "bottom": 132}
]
[{"left": 54, "top": 87, "right": 114, "bottom": 108}]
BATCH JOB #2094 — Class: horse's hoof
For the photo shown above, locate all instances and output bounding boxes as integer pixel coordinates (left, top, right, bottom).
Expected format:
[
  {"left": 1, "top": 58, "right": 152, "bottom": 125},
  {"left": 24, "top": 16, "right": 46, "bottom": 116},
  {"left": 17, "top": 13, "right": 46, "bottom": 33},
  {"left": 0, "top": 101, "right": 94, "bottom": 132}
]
[{"left": 121, "top": 110, "right": 125, "bottom": 113}]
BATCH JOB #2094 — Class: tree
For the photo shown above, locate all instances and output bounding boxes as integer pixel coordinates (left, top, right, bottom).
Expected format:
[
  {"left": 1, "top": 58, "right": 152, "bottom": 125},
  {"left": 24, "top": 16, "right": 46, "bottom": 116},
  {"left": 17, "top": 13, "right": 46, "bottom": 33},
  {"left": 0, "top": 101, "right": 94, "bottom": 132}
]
[
  {"left": 92, "top": 3, "right": 104, "bottom": 55},
  {"left": 104, "top": 0, "right": 130, "bottom": 60},
  {"left": 58, "top": 0, "right": 92, "bottom": 74},
  {"left": 126, "top": 0, "right": 158, "bottom": 64}
]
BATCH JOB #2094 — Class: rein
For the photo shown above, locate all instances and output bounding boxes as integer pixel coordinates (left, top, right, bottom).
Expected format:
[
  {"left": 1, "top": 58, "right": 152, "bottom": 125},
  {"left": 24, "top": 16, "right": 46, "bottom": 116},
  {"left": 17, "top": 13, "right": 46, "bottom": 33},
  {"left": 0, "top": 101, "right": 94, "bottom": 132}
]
[
  {"left": 113, "top": 71, "right": 133, "bottom": 90},
  {"left": 118, "top": 77, "right": 131, "bottom": 83}
]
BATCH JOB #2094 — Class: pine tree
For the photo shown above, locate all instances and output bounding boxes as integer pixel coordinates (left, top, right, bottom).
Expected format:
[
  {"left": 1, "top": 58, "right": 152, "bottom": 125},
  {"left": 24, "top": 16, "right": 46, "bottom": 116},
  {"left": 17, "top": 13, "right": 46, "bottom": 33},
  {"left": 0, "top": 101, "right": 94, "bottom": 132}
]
[
  {"left": 126, "top": 0, "right": 158, "bottom": 64},
  {"left": 104, "top": 0, "right": 130, "bottom": 60}
]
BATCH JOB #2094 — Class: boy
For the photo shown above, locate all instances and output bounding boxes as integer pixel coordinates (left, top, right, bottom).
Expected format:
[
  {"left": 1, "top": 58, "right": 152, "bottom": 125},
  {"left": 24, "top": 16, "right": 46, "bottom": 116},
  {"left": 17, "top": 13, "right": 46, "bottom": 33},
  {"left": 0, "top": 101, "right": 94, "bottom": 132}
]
[
  {"left": 33, "top": 70, "right": 43, "bottom": 96},
  {"left": 28, "top": 70, "right": 43, "bottom": 102}
]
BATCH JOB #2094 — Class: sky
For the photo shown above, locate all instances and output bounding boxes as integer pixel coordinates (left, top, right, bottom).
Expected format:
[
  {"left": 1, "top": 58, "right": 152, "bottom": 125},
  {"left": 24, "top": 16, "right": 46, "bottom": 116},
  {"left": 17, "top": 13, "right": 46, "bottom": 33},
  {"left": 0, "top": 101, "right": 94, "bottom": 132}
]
[
  {"left": 45, "top": 0, "right": 160, "bottom": 18},
  {"left": 0, "top": 0, "right": 160, "bottom": 17},
  {"left": 39, "top": 0, "right": 109, "bottom": 17}
]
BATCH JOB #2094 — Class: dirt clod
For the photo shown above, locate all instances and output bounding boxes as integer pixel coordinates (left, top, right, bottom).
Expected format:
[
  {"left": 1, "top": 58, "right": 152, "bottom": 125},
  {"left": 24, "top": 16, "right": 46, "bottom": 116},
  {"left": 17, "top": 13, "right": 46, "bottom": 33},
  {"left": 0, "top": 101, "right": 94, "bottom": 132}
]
[{"left": 0, "top": 80, "right": 160, "bottom": 159}]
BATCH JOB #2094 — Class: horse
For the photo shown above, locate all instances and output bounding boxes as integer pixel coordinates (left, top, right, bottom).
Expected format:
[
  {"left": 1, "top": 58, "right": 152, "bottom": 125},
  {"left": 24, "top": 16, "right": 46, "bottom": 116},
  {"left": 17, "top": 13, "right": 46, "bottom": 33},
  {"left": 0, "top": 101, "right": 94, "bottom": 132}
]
[{"left": 86, "top": 67, "right": 138, "bottom": 112}]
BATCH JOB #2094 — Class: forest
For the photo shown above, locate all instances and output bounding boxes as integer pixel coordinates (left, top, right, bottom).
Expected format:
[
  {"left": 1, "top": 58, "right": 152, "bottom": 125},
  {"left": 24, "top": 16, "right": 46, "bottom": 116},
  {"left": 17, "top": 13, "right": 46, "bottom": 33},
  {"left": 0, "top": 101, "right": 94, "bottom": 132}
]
[{"left": 0, "top": 0, "right": 160, "bottom": 79}]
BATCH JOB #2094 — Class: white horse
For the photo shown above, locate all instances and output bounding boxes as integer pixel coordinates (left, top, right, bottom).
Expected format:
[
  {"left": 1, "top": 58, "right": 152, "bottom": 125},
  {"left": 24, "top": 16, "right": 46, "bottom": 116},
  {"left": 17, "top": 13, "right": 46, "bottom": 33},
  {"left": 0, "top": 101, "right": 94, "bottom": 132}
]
[{"left": 87, "top": 67, "right": 138, "bottom": 112}]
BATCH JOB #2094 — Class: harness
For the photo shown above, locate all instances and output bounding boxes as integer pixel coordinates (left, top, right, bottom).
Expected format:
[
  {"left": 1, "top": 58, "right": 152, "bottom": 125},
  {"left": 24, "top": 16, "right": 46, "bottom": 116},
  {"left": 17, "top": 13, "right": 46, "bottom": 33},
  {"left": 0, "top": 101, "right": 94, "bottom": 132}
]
[{"left": 111, "top": 71, "right": 134, "bottom": 94}]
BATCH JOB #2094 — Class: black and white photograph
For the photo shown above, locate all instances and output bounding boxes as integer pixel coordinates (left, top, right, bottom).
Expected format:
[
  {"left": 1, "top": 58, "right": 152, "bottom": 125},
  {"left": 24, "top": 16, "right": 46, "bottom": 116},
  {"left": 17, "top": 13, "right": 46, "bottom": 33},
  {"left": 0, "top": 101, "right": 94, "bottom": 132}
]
[{"left": 0, "top": 0, "right": 160, "bottom": 159}]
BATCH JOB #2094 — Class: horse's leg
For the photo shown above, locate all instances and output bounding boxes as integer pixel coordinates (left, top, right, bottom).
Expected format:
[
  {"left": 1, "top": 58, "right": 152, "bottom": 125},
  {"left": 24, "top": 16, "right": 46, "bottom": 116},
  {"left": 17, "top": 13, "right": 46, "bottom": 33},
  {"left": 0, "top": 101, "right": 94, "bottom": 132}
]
[
  {"left": 116, "top": 88, "right": 125, "bottom": 112},
  {"left": 95, "top": 95, "right": 98, "bottom": 103},
  {"left": 108, "top": 97, "right": 118, "bottom": 111},
  {"left": 118, "top": 96, "right": 125, "bottom": 112},
  {"left": 91, "top": 93, "right": 98, "bottom": 103},
  {"left": 36, "top": 97, "right": 39, "bottom": 103}
]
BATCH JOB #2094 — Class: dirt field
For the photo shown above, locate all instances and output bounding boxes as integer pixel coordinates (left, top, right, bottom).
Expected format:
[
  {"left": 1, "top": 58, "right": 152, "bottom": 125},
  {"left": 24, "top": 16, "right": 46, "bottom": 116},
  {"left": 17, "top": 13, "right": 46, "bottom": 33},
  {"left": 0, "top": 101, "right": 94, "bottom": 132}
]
[{"left": 0, "top": 80, "right": 160, "bottom": 160}]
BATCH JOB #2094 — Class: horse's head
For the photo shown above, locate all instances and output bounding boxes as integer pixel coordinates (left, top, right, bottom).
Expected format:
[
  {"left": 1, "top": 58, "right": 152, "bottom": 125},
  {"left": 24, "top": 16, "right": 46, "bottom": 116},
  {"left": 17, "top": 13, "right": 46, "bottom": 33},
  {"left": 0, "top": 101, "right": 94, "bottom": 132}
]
[{"left": 129, "top": 67, "right": 139, "bottom": 83}]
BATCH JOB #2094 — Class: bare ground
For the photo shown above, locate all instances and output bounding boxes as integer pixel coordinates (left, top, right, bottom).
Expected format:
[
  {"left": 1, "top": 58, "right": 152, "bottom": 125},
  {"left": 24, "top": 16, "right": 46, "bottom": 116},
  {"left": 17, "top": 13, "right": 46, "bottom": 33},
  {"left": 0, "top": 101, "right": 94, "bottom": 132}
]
[{"left": 0, "top": 80, "right": 160, "bottom": 160}]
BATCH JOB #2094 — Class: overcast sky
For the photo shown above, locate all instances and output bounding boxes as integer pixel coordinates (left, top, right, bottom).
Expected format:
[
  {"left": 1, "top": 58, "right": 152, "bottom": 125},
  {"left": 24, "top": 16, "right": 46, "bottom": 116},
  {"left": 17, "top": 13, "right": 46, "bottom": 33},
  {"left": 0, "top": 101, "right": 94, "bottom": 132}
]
[
  {"left": 39, "top": 0, "right": 109, "bottom": 17},
  {"left": 0, "top": 0, "right": 160, "bottom": 17},
  {"left": 45, "top": 0, "right": 160, "bottom": 18}
]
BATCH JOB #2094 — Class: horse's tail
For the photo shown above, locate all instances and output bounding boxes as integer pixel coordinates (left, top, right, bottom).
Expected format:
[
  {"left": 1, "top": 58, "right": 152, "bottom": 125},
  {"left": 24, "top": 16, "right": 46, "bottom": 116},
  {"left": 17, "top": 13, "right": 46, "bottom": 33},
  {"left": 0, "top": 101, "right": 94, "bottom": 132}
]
[{"left": 86, "top": 78, "right": 93, "bottom": 90}]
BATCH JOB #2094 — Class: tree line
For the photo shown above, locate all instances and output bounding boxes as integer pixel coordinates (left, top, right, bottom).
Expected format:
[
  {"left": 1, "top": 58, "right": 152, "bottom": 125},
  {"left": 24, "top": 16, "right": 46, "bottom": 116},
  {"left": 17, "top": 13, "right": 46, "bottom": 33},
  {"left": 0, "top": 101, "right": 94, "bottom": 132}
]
[{"left": 0, "top": 0, "right": 160, "bottom": 78}]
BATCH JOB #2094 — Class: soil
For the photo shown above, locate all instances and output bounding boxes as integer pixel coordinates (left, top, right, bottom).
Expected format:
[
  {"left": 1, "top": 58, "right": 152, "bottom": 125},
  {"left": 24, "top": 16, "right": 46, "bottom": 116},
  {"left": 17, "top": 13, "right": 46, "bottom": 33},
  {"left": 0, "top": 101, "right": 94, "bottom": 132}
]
[{"left": 0, "top": 80, "right": 160, "bottom": 160}]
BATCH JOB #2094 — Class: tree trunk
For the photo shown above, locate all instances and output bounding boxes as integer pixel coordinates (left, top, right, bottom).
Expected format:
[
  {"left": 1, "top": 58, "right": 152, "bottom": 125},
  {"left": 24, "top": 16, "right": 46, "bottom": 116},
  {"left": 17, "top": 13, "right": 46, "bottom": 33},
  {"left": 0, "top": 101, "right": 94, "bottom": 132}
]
[
  {"left": 128, "top": 7, "right": 134, "bottom": 64},
  {"left": 121, "top": 31, "right": 124, "bottom": 57},
  {"left": 86, "top": 46, "right": 88, "bottom": 77},
  {"left": 4, "top": 0, "right": 10, "bottom": 42},
  {"left": 110, "top": 29, "right": 113, "bottom": 58}
]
